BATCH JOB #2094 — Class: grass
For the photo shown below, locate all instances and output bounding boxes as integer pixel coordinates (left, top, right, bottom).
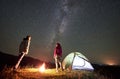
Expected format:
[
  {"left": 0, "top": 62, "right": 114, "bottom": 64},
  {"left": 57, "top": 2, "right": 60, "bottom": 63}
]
[{"left": 0, "top": 66, "right": 115, "bottom": 79}]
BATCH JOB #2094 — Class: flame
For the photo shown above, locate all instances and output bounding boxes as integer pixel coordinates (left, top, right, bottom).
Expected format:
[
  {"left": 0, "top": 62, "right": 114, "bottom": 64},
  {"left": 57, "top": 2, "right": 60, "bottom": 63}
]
[{"left": 39, "top": 63, "right": 45, "bottom": 72}]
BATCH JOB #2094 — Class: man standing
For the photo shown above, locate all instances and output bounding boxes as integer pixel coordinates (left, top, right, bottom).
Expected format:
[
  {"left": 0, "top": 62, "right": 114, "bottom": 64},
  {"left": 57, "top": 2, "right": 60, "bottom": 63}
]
[{"left": 14, "top": 35, "right": 31, "bottom": 69}]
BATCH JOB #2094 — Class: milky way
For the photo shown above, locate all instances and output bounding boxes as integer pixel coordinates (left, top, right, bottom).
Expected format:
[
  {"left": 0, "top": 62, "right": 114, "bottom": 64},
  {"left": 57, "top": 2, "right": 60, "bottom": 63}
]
[{"left": 48, "top": 0, "right": 72, "bottom": 49}]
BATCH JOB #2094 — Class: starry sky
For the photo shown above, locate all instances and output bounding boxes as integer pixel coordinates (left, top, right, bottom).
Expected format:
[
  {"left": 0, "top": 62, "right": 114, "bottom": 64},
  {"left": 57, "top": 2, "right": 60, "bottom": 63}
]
[{"left": 0, "top": 0, "right": 120, "bottom": 65}]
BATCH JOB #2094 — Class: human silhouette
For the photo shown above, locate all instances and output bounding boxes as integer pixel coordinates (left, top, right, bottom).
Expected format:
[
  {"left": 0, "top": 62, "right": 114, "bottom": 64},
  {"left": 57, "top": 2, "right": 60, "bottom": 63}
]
[{"left": 14, "top": 35, "right": 31, "bottom": 69}]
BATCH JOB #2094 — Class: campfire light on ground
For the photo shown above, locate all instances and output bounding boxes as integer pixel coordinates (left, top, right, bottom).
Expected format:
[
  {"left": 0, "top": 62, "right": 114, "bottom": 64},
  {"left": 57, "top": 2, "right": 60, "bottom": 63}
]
[{"left": 39, "top": 63, "right": 45, "bottom": 73}]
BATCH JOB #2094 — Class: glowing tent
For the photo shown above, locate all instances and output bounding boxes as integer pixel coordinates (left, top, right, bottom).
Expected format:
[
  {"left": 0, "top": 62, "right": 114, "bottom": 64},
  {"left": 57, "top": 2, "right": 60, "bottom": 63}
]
[{"left": 62, "top": 52, "right": 94, "bottom": 70}]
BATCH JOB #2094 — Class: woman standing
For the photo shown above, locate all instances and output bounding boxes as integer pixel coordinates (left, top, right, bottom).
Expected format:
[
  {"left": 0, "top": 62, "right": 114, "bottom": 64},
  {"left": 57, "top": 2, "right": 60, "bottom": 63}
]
[{"left": 54, "top": 42, "right": 63, "bottom": 72}]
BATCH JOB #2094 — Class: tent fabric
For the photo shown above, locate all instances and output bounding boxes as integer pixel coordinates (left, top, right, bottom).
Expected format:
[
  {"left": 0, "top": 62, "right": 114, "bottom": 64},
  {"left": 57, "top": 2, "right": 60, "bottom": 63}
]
[{"left": 62, "top": 52, "right": 94, "bottom": 70}]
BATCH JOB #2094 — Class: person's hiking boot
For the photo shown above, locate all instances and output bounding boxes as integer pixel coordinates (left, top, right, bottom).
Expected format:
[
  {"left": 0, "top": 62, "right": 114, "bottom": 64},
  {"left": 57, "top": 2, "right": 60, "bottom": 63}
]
[
  {"left": 56, "top": 69, "right": 58, "bottom": 72},
  {"left": 60, "top": 66, "right": 64, "bottom": 71}
]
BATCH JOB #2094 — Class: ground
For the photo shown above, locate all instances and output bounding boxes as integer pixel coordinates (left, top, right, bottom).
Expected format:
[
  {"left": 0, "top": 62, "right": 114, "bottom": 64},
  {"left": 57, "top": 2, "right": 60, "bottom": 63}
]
[{"left": 0, "top": 67, "right": 96, "bottom": 79}]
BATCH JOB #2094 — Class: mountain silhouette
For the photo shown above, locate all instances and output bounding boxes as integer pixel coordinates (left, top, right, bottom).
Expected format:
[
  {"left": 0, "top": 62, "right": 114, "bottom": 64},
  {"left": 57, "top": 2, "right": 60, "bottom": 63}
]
[{"left": 0, "top": 51, "right": 55, "bottom": 71}]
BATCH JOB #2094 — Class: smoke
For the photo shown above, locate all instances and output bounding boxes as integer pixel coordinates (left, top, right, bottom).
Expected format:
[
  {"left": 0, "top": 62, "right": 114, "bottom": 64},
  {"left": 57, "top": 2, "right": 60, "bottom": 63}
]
[{"left": 48, "top": 0, "right": 72, "bottom": 49}]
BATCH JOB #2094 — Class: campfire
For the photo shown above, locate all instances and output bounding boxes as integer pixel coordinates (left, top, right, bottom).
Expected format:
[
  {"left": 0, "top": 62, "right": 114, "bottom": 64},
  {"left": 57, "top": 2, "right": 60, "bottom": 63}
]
[{"left": 39, "top": 63, "right": 45, "bottom": 72}]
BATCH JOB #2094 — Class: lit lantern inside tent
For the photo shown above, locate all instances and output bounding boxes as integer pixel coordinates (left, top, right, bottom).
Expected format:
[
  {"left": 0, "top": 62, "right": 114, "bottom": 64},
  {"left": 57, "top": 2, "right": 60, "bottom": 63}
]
[{"left": 39, "top": 63, "right": 45, "bottom": 72}]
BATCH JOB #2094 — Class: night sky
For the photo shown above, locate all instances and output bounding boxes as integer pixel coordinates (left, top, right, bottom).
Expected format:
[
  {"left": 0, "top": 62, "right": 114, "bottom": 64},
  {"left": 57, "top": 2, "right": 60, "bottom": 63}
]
[{"left": 0, "top": 0, "right": 120, "bottom": 65}]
